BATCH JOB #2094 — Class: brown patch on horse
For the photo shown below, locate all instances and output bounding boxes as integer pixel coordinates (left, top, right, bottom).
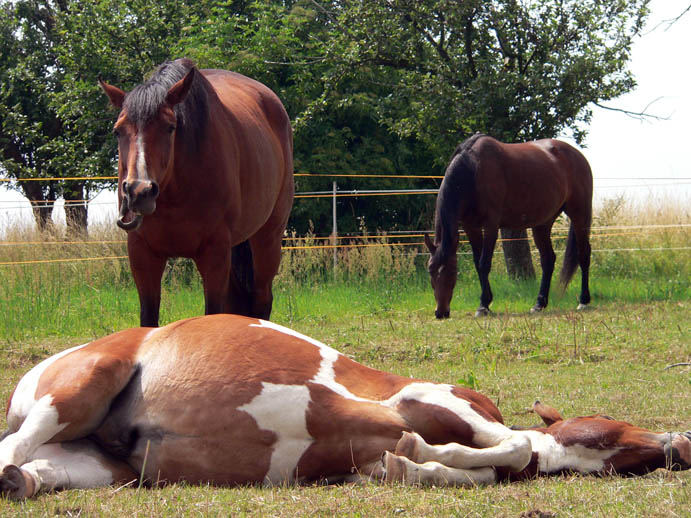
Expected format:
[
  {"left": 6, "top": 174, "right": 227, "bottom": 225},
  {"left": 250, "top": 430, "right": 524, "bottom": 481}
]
[
  {"left": 35, "top": 328, "right": 150, "bottom": 442},
  {"left": 332, "top": 355, "right": 417, "bottom": 400}
]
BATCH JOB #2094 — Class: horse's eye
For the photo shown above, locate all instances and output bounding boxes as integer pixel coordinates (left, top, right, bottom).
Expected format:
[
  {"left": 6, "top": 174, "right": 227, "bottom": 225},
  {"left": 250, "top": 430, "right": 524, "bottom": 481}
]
[
  {"left": 167, "top": 125, "right": 176, "bottom": 134},
  {"left": 112, "top": 129, "right": 120, "bottom": 138}
]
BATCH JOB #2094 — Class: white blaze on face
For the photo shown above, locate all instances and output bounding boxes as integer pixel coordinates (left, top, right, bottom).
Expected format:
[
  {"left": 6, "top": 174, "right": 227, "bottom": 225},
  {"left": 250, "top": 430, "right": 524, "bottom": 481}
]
[
  {"left": 519, "top": 430, "right": 621, "bottom": 474},
  {"left": 136, "top": 133, "right": 148, "bottom": 180}
]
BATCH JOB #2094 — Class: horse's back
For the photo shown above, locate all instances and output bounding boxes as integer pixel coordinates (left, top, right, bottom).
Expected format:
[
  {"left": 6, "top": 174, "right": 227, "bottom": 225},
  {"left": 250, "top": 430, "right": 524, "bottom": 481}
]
[
  {"left": 466, "top": 136, "right": 591, "bottom": 226},
  {"left": 201, "top": 69, "right": 292, "bottom": 146}
]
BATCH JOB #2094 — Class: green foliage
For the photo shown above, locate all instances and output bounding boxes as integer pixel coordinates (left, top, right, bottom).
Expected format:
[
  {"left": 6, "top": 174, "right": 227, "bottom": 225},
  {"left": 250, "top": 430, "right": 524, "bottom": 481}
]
[{"left": 0, "top": 0, "right": 651, "bottom": 235}]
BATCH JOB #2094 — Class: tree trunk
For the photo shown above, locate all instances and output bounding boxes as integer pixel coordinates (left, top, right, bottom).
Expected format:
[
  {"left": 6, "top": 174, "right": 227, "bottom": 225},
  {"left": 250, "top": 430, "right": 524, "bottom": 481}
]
[
  {"left": 500, "top": 228, "right": 535, "bottom": 280},
  {"left": 63, "top": 181, "right": 88, "bottom": 236},
  {"left": 22, "top": 182, "right": 56, "bottom": 231}
]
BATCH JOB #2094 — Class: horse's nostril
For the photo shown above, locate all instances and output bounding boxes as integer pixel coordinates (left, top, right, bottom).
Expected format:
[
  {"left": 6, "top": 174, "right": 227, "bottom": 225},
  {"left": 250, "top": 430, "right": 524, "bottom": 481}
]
[
  {"left": 149, "top": 182, "right": 159, "bottom": 198},
  {"left": 122, "top": 181, "right": 129, "bottom": 195}
]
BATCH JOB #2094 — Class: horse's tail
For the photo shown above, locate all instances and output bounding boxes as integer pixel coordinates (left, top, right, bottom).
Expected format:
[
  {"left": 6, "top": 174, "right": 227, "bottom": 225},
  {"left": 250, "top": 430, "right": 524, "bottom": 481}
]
[
  {"left": 229, "top": 240, "right": 255, "bottom": 316},
  {"left": 558, "top": 214, "right": 590, "bottom": 292}
]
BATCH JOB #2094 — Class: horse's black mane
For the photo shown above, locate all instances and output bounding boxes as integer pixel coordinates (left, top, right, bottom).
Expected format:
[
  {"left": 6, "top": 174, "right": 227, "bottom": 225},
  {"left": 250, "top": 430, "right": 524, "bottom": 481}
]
[
  {"left": 431, "top": 132, "right": 486, "bottom": 268},
  {"left": 123, "top": 58, "right": 209, "bottom": 146}
]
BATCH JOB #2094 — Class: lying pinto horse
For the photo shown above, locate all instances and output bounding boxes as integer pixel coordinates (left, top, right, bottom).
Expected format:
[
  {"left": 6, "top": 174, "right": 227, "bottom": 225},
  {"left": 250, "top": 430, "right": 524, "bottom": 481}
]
[{"left": 1, "top": 315, "right": 689, "bottom": 498}]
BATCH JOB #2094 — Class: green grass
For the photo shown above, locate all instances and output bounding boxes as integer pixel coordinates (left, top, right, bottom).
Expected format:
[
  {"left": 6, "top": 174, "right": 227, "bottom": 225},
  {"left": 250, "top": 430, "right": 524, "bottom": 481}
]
[
  {"left": 0, "top": 283, "right": 689, "bottom": 515},
  {"left": 0, "top": 200, "right": 689, "bottom": 516}
]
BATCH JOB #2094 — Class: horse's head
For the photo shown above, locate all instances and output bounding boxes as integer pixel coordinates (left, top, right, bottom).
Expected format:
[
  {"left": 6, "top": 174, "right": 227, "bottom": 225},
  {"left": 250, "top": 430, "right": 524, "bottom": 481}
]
[
  {"left": 99, "top": 65, "right": 197, "bottom": 231},
  {"left": 529, "top": 401, "right": 691, "bottom": 476},
  {"left": 424, "top": 234, "right": 457, "bottom": 319}
]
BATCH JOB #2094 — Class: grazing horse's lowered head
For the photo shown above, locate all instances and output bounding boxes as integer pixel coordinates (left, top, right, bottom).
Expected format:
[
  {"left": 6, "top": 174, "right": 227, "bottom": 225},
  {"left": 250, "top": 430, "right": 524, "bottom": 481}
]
[
  {"left": 1, "top": 314, "right": 688, "bottom": 499},
  {"left": 100, "top": 59, "right": 203, "bottom": 231}
]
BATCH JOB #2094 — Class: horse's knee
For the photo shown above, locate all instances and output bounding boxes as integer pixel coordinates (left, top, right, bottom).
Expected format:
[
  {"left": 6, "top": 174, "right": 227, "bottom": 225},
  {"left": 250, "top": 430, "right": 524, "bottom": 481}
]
[{"left": 503, "top": 434, "right": 532, "bottom": 472}]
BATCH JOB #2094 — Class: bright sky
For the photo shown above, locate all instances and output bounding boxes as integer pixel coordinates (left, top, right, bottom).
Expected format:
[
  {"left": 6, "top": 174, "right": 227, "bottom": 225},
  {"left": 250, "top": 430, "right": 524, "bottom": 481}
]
[
  {"left": 572, "top": 0, "right": 691, "bottom": 204},
  {"left": 1, "top": 0, "right": 689, "bottom": 229}
]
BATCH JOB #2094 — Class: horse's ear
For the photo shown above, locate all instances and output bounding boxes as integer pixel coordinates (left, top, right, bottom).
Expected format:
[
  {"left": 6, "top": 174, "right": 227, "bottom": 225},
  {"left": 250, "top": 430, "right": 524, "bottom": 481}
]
[
  {"left": 424, "top": 233, "right": 437, "bottom": 254},
  {"left": 99, "top": 79, "right": 126, "bottom": 109},
  {"left": 532, "top": 400, "right": 564, "bottom": 426},
  {"left": 165, "top": 68, "right": 196, "bottom": 106}
]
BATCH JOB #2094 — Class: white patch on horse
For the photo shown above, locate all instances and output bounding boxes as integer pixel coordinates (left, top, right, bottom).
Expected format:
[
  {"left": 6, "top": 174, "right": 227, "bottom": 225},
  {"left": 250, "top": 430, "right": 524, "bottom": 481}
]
[
  {"left": 24, "top": 443, "right": 116, "bottom": 491},
  {"left": 519, "top": 430, "right": 620, "bottom": 474},
  {"left": 0, "top": 395, "right": 68, "bottom": 468},
  {"left": 136, "top": 133, "right": 148, "bottom": 179},
  {"left": 7, "top": 343, "right": 88, "bottom": 432},
  {"left": 237, "top": 382, "right": 313, "bottom": 484},
  {"left": 381, "top": 383, "right": 512, "bottom": 446},
  {"left": 252, "top": 320, "right": 369, "bottom": 402},
  {"left": 251, "top": 320, "right": 511, "bottom": 446}
]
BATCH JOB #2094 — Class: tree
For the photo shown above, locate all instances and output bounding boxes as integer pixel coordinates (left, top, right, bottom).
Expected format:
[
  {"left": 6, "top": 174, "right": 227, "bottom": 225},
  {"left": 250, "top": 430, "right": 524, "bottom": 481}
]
[
  {"left": 0, "top": 1, "right": 66, "bottom": 230},
  {"left": 298, "top": 0, "right": 650, "bottom": 276}
]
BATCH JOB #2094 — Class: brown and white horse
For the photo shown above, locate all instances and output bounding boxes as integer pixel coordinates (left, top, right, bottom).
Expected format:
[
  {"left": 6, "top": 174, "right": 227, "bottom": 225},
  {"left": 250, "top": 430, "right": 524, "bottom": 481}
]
[{"left": 1, "top": 315, "right": 689, "bottom": 498}]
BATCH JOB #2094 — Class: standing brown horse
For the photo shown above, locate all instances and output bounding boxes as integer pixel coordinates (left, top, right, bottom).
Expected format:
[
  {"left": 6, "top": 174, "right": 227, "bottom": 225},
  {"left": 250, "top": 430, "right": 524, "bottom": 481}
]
[
  {"left": 425, "top": 134, "right": 592, "bottom": 318},
  {"left": 100, "top": 59, "right": 293, "bottom": 326}
]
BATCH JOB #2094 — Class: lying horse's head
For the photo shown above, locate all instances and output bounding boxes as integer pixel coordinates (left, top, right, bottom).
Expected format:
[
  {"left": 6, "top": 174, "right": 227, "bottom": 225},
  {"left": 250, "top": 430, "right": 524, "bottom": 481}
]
[{"left": 99, "top": 59, "right": 199, "bottom": 231}]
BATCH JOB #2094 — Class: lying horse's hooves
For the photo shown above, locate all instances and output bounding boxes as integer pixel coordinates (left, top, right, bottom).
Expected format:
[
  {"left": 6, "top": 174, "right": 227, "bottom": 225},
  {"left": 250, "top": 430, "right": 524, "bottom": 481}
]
[
  {"left": 475, "top": 307, "right": 491, "bottom": 318},
  {"left": 395, "top": 431, "right": 422, "bottom": 463},
  {"left": 0, "top": 464, "right": 35, "bottom": 500}
]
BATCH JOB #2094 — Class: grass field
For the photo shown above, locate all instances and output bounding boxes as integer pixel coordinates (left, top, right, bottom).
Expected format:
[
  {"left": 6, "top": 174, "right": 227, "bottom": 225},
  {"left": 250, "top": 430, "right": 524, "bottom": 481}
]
[{"left": 0, "top": 197, "right": 689, "bottom": 516}]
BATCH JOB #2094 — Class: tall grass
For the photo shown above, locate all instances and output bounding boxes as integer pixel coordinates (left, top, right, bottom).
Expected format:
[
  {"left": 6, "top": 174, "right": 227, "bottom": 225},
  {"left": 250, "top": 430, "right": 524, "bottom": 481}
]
[{"left": 0, "top": 196, "right": 688, "bottom": 342}]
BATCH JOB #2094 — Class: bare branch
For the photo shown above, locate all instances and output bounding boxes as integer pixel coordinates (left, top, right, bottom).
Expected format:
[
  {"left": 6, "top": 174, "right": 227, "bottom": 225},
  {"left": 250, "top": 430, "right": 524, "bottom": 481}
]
[
  {"left": 593, "top": 97, "right": 671, "bottom": 122},
  {"left": 665, "top": 4, "right": 691, "bottom": 30},
  {"left": 664, "top": 362, "right": 691, "bottom": 370}
]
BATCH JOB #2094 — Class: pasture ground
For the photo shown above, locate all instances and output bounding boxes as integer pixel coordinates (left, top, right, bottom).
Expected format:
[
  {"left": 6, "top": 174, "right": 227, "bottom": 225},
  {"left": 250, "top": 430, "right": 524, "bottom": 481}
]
[
  {"left": 0, "top": 196, "right": 689, "bottom": 516},
  {"left": 0, "top": 289, "right": 689, "bottom": 516}
]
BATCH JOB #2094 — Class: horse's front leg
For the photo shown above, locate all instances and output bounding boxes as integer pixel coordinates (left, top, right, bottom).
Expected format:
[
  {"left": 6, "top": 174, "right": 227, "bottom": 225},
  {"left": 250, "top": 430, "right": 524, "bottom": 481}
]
[
  {"left": 127, "top": 234, "right": 167, "bottom": 327},
  {"left": 1, "top": 440, "right": 137, "bottom": 499},
  {"left": 194, "top": 236, "right": 232, "bottom": 316}
]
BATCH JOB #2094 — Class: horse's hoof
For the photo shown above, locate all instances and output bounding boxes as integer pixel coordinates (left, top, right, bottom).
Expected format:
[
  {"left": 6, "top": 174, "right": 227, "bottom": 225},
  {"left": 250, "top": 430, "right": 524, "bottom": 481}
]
[
  {"left": 0, "top": 465, "right": 35, "bottom": 500},
  {"left": 475, "top": 307, "right": 490, "bottom": 317},
  {"left": 530, "top": 305, "right": 544, "bottom": 314},
  {"left": 383, "top": 452, "right": 411, "bottom": 484},
  {"left": 576, "top": 303, "right": 589, "bottom": 311},
  {"left": 394, "top": 431, "right": 422, "bottom": 463}
]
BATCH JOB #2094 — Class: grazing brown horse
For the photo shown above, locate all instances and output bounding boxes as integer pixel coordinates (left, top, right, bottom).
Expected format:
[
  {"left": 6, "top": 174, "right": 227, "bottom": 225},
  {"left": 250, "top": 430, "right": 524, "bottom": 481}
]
[
  {"left": 1, "top": 314, "right": 688, "bottom": 498},
  {"left": 99, "top": 59, "right": 294, "bottom": 326},
  {"left": 425, "top": 133, "right": 593, "bottom": 318}
]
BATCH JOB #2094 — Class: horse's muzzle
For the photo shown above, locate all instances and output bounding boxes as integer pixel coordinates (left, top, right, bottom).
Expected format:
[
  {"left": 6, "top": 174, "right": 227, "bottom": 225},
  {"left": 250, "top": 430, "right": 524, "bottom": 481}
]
[
  {"left": 117, "top": 180, "right": 159, "bottom": 231},
  {"left": 664, "top": 431, "right": 691, "bottom": 470},
  {"left": 116, "top": 195, "right": 144, "bottom": 231}
]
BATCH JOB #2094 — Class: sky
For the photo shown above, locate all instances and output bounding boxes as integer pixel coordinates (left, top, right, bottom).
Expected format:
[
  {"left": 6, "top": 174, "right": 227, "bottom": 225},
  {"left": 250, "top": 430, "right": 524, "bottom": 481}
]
[{"left": 1, "top": 0, "right": 689, "bottom": 229}]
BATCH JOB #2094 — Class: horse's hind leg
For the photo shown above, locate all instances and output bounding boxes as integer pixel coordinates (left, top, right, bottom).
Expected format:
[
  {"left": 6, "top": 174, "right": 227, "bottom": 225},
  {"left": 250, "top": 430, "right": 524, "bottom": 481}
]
[
  {"left": 394, "top": 431, "right": 532, "bottom": 473},
  {"left": 530, "top": 224, "right": 556, "bottom": 312},
  {"left": 248, "top": 217, "right": 289, "bottom": 320},
  {"left": 468, "top": 226, "right": 497, "bottom": 316},
  {"left": 1, "top": 440, "right": 136, "bottom": 499},
  {"left": 383, "top": 451, "right": 496, "bottom": 486},
  {"left": 574, "top": 226, "right": 591, "bottom": 309}
]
